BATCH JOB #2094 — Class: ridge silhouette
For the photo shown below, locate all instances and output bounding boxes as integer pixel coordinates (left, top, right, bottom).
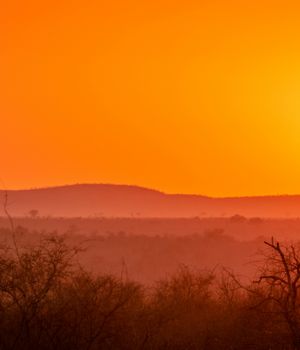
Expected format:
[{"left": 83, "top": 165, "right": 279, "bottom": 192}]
[{"left": 1, "top": 184, "right": 300, "bottom": 218}]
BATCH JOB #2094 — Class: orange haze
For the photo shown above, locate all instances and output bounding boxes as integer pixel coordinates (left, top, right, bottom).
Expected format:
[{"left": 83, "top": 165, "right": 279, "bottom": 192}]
[{"left": 1, "top": 0, "right": 300, "bottom": 196}]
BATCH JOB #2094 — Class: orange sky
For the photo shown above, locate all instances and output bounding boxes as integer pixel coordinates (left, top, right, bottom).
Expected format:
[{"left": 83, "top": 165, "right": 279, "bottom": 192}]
[{"left": 1, "top": 0, "right": 300, "bottom": 196}]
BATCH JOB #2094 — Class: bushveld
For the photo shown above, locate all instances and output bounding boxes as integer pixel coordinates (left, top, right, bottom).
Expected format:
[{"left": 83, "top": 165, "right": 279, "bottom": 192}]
[{"left": 0, "top": 226, "right": 298, "bottom": 349}]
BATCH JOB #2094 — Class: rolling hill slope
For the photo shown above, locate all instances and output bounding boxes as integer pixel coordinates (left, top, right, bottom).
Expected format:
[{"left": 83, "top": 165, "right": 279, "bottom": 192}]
[{"left": 1, "top": 184, "right": 300, "bottom": 218}]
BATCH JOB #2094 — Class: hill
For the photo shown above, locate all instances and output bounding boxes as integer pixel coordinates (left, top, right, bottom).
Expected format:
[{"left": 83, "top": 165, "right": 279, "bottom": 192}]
[{"left": 1, "top": 184, "right": 300, "bottom": 218}]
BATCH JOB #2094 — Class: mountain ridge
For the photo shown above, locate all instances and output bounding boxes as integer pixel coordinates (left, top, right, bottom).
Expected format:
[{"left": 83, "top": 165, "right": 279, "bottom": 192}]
[{"left": 1, "top": 184, "right": 300, "bottom": 218}]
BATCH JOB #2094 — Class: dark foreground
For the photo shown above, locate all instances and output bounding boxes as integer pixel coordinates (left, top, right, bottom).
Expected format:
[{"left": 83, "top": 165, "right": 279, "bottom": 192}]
[{"left": 0, "top": 227, "right": 298, "bottom": 350}]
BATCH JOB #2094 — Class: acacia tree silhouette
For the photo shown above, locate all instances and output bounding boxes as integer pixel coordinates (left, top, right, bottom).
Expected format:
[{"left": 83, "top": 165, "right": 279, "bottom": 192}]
[
  {"left": 253, "top": 238, "right": 300, "bottom": 350},
  {"left": 28, "top": 209, "right": 39, "bottom": 219}
]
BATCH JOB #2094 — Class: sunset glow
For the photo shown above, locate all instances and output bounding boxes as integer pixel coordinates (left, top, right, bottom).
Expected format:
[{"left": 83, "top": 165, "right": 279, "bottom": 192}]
[{"left": 1, "top": 0, "right": 300, "bottom": 196}]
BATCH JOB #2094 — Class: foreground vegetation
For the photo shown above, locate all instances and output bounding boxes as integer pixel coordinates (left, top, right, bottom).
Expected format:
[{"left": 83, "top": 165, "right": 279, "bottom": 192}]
[{"left": 0, "top": 227, "right": 299, "bottom": 349}]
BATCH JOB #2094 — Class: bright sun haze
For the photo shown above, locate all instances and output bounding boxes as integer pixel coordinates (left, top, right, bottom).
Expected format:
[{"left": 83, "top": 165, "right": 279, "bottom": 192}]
[{"left": 1, "top": 0, "right": 300, "bottom": 196}]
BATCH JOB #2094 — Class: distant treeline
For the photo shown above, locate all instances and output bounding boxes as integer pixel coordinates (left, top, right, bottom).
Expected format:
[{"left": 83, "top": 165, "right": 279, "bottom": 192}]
[
  {"left": 1, "top": 216, "right": 300, "bottom": 240},
  {"left": 0, "top": 227, "right": 298, "bottom": 349}
]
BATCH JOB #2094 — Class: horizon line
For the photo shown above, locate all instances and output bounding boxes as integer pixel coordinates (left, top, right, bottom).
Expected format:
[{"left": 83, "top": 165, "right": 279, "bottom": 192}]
[{"left": 0, "top": 182, "right": 299, "bottom": 200}]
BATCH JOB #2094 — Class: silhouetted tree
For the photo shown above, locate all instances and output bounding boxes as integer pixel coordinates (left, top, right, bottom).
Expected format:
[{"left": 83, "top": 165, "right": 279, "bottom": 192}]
[
  {"left": 28, "top": 209, "right": 39, "bottom": 219},
  {"left": 253, "top": 238, "right": 300, "bottom": 349}
]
